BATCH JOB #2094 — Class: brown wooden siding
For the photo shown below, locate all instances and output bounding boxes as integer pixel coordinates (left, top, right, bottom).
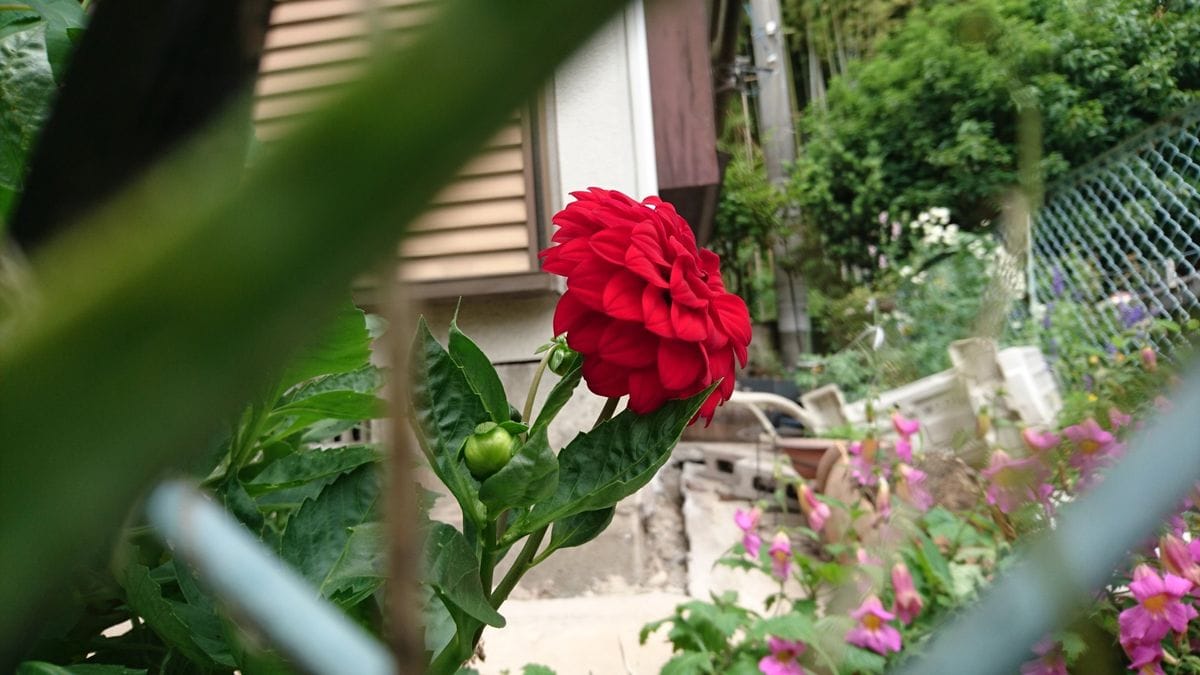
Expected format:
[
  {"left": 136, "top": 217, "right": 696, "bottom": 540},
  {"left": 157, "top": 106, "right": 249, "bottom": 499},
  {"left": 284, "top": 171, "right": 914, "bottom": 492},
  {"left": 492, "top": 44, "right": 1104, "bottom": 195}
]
[{"left": 256, "top": 0, "right": 543, "bottom": 292}]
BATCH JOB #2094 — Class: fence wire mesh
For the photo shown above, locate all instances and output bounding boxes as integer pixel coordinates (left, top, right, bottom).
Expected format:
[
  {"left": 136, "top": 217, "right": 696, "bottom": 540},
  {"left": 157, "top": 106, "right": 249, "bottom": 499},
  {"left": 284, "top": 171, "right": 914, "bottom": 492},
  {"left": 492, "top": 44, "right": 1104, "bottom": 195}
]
[{"left": 1030, "top": 105, "right": 1200, "bottom": 358}]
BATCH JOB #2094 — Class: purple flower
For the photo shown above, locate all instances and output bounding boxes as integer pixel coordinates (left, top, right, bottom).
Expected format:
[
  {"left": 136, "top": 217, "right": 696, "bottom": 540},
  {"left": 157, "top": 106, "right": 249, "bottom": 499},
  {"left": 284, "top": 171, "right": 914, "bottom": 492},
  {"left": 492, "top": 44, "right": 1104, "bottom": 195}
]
[
  {"left": 846, "top": 596, "right": 902, "bottom": 655},
  {"left": 896, "top": 464, "right": 933, "bottom": 512},
  {"left": 1109, "top": 407, "right": 1133, "bottom": 431},
  {"left": 758, "top": 636, "right": 806, "bottom": 675},
  {"left": 1019, "top": 638, "right": 1068, "bottom": 675},
  {"left": 1121, "top": 303, "right": 1147, "bottom": 328},
  {"left": 1063, "top": 418, "right": 1117, "bottom": 475},
  {"left": 1118, "top": 564, "right": 1195, "bottom": 644},
  {"left": 1021, "top": 427, "right": 1060, "bottom": 454},
  {"left": 894, "top": 437, "right": 914, "bottom": 463},
  {"left": 892, "top": 412, "right": 920, "bottom": 438},
  {"left": 981, "top": 450, "right": 1053, "bottom": 514},
  {"left": 735, "top": 506, "right": 763, "bottom": 558},
  {"left": 769, "top": 532, "right": 792, "bottom": 580},
  {"left": 1160, "top": 534, "right": 1200, "bottom": 586},
  {"left": 891, "top": 563, "right": 923, "bottom": 624},
  {"left": 798, "top": 483, "right": 830, "bottom": 533},
  {"left": 1051, "top": 266, "right": 1065, "bottom": 298}
]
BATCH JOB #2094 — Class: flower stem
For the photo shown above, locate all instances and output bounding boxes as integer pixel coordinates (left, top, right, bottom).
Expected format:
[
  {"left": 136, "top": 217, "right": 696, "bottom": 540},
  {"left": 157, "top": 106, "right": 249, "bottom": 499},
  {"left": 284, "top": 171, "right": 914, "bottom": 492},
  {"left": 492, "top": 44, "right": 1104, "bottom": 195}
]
[
  {"left": 593, "top": 396, "right": 620, "bottom": 429},
  {"left": 489, "top": 525, "right": 547, "bottom": 607},
  {"left": 521, "top": 349, "right": 553, "bottom": 431},
  {"left": 480, "top": 520, "right": 499, "bottom": 592}
]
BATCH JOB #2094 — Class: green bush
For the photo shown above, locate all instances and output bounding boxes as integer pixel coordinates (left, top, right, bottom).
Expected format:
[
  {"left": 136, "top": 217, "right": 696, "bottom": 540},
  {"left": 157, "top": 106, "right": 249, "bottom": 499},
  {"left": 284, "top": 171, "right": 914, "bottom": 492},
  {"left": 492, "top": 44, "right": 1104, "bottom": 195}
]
[{"left": 789, "top": 0, "right": 1200, "bottom": 273}]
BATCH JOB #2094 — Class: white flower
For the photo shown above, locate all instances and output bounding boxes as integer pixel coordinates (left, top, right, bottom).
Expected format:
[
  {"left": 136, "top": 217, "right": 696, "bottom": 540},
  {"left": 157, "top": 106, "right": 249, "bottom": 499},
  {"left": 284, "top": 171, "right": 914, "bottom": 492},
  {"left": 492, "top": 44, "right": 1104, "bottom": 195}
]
[
  {"left": 911, "top": 271, "right": 927, "bottom": 285},
  {"left": 930, "top": 207, "right": 950, "bottom": 223},
  {"left": 899, "top": 265, "right": 913, "bottom": 278},
  {"left": 871, "top": 326, "right": 885, "bottom": 351}
]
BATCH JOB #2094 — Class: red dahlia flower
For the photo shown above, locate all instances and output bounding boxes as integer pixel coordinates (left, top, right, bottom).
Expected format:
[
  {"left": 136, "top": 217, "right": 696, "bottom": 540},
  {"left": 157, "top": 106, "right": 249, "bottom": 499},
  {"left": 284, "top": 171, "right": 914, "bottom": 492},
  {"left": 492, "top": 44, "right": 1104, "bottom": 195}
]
[{"left": 539, "top": 188, "right": 751, "bottom": 423}]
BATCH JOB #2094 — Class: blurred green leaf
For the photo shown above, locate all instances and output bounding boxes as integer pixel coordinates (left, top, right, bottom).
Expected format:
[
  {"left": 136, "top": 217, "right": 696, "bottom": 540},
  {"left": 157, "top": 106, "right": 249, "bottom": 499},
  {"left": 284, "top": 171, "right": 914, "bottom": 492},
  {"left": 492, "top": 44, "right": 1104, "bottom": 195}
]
[
  {"left": 279, "top": 303, "right": 372, "bottom": 391},
  {"left": 266, "top": 390, "right": 384, "bottom": 441},
  {"left": 0, "top": 21, "right": 54, "bottom": 223},
  {"left": 119, "top": 562, "right": 224, "bottom": 669},
  {"left": 0, "top": 0, "right": 626, "bottom": 646},
  {"left": 16, "top": 663, "right": 147, "bottom": 675},
  {"left": 543, "top": 506, "right": 614, "bottom": 555}
]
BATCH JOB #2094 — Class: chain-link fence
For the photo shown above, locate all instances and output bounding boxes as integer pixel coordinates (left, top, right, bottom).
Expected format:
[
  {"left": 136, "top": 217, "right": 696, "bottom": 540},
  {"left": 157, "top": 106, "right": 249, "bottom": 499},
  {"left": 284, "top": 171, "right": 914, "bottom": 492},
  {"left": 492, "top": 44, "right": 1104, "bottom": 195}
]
[{"left": 1030, "top": 105, "right": 1200, "bottom": 357}]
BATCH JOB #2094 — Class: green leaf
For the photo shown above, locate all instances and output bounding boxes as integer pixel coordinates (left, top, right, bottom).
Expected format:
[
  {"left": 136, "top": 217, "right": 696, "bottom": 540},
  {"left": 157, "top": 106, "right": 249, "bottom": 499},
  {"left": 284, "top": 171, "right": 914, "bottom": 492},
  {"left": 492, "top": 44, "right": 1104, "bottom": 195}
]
[
  {"left": 280, "top": 465, "right": 381, "bottom": 591},
  {"left": 279, "top": 365, "right": 383, "bottom": 404},
  {"left": 506, "top": 385, "right": 715, "bottom": 543},
  {"left": 478, "top": 427, "right": 559, "bottom": 515},
  {"left": 16, "top": 663, "right": 147, "bottom": 675},
  {"left": 268, "top": 390, "right": 383, "bottom": 439},
  {"left": 119, "top": 561, "right": 220, "bottom": 669},
  {"left": 221, "top": 477, "right": 265, "bottom": 532},
  {"left": 748, "top": 613, "right": 815, "bottom": 642},
  {"left": 320, "top": 521, "right": 386, "bottom": 606},
  {"left": 248, "top": 445, "right": 380, "bottom": 494},
  {"left": 422, "top": 586, "right": 458, "bottom": 656},
  {"left": 448, "top": 321, "right": 510, "bottom": 424},
  {"left": 530, "top": 357, "right": 582, "bottom": 436},
  {"left": 410, "top": 317, "right": 489, "bottom": 526},
  {"left": 24, "top": 0, "right": 84, "bottom": 83},
  {"left": 544, "top": 507, "right": 614, "bottom": 555},
  {"left": 661, "top": 652, "right": 714, "bottom": 675},
  {"left": 423, "top": 522, "right": 505, "bottom": 628},
  {"left": 521, "top": 666, "right": 557, "bottom": 675},
  {"left": 0, "top": 22, "right": 54, "bottom": 216},
  {"left": 280, "top": 303, "right": 372, "bottom": 391}
]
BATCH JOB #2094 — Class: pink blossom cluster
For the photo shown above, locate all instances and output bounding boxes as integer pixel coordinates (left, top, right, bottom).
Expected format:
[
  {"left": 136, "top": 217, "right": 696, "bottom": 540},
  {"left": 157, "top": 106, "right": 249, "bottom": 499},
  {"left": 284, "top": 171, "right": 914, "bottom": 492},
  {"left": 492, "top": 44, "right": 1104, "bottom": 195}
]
[{"left": 844, "top": 562, "right": 924, "bottom": 656}]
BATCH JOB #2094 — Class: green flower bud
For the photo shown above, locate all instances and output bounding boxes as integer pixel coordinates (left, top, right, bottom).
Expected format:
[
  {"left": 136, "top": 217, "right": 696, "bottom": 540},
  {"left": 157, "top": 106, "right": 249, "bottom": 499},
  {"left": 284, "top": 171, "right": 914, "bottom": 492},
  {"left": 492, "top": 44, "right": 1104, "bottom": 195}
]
[
  {"left": 463, "top": 421, "right": 518, "bottom": 479},
  {"left": 548, "top": 342, "right": 579, "bottom": 376}
]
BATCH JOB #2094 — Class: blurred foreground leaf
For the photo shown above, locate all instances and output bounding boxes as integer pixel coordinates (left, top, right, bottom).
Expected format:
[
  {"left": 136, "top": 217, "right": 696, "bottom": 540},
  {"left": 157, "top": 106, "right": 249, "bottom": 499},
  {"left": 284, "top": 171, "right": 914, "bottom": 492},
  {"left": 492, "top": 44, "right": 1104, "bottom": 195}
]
[{"left": 0, "top": 0, "right": 625, "bottom": 658}]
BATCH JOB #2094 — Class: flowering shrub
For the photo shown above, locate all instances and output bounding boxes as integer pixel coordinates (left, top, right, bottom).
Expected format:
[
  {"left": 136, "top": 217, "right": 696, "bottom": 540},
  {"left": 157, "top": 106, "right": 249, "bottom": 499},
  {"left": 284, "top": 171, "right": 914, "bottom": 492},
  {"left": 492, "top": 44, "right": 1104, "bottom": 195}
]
[{"left": 647, "top": 339, "right": 1185, "bottom": 673}]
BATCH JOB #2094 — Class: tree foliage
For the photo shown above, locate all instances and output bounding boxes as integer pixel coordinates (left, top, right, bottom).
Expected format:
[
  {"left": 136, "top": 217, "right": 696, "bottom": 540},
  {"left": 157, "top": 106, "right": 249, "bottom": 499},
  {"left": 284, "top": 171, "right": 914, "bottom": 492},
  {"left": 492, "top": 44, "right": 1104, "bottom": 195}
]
[{"left": 789, "top": 0, "right": 1200, "bottom": 274}]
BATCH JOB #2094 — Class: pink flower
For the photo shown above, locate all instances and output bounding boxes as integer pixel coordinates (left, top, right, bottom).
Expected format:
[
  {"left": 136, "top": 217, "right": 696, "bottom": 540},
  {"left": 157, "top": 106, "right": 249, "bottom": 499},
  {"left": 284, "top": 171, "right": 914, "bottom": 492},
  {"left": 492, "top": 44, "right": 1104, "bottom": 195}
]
[
  {"left": 769, "top": 532, "right": 792, "bottom": 580},
  {"left": 848, "top": 441, "right": 874, "bottom": 487},
  {"left": 1121, "top": 639, "right": 1164, "bottom": 675},
  {"left": 758, "top": 636, "right": 806, "bottom": 675},
  {"left": 891, "top": 562, "right": 923, "bottom": 624},
  {"left": 892, "top": 411, "right": 920, "bottom": 438},
  {"left": 876, "top": 477, "right": 892, "bottom": 520},
  {"left": 1021, "top": 427, "right": 1060, "bottom": 454},
  {"left": 1118, "top": 565, "right": 1196, "bottom": 643},
  {"left": 1109, "top": 407, "right": 1133, "bottom": 431},
  {"left": 798, "top": 483, "right": 830, "bottom": 533},
  {"left": 846, "top": 596, "right": 902, "bottom": 655},
  {"left": 1020, "top": 638, "right": 1068, "bottom": 675},
  {"left": 894, "top": 437, "right": 914, "bottom": 463},
  {"left": 1160, "top": 534, "right": 1200, "bottom": 586},
  {"left": 1142, "top": 347, "right": 1158, "bottom": 372},
  {"left": 735, "top": 506, "right": 763, "bottom": 558},
  {"left": 1063, "top": 418, "right": 1117, "bottom": 474},
  {"left": 896, "top": 464, "right": 934, "bottom": 511},
  {"left": 981, "top": 450, "right": 1053, "bottom": 514}
]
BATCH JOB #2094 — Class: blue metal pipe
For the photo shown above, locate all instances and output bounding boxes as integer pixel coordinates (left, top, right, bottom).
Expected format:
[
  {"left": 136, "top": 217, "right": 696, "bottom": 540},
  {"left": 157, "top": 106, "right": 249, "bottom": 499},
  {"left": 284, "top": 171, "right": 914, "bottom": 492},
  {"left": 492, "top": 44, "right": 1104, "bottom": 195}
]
[{"left": 147, "top": 481, "right": 397, "bottom": 675}]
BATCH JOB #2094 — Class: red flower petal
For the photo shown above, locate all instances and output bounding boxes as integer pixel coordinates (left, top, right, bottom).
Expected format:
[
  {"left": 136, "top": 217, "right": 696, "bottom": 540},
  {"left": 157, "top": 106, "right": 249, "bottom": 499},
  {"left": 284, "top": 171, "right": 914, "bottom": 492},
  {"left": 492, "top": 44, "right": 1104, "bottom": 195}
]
[
  {"left": 590, "top": 226, "right": 635, "bottom": 265},
  {"left": 582, "top": 356, "right": 629, "bottom": 398},
  {"left": 671, "top": 301, "right": 708, "bottom": 342},
  {"left": 567, "top": 256, "right": 616, "bottom": 311},
  {"left": 642, "top": 285, "right": 674, "bottom": 338},
  {"left": 669, "top": 255, "right": 710, "bottom": 309},
  {"left": 626, "top": 244, "right": 670, "bottom": 288},
  {"left": 657, "top": 339, "right": 708, "bottom": 392},
  {"left": 552, "top": 290, "right": 590, "bottom": 337},
  {"left": 600, "top": 321, "right": 656, "bottom": 368},
  {"left": 602, "top": 270, "right": 645, "bottom": 321},
  {"left": 540, "top": 237, "right": 591, "bottom": 276},
  {"left": 711, "top": 293, "right": 752, "bottom": 346},
  {"left": 628, "top": 368, "right": 668, "bottom": 414}
]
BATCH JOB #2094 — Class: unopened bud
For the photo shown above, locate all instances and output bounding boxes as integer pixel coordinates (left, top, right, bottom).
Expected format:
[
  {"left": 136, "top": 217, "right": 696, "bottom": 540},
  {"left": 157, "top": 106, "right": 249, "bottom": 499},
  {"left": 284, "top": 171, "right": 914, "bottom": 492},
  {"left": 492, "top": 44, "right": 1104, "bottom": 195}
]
[{"left": 463, "top": 421, "right": 518, "bottom": 479}]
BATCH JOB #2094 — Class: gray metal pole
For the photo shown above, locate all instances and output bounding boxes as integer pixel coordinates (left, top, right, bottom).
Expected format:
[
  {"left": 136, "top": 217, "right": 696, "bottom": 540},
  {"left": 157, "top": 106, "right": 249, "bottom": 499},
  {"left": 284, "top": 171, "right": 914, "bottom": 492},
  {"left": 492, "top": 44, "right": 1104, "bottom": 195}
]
[{"left": 748, "top": 0, "right": 810, "bottom": 364}]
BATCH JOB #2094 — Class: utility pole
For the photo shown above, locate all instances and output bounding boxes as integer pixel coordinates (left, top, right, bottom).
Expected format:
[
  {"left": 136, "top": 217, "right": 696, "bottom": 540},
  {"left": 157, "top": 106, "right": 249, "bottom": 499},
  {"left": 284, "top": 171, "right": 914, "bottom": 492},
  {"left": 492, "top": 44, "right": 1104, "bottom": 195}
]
[{"left": 748, "top": 0, "right": 810, "bottom": 365}]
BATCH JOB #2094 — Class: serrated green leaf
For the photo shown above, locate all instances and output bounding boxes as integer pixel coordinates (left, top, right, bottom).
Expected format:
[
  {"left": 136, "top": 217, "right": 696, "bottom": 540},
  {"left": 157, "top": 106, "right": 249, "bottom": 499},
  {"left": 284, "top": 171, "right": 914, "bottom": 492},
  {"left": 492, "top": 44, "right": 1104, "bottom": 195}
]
[
  {"left": 280, "top": 465, "right": 381, "bottom": 590},
  {"left": 478, "top": 427, "right": 558, "bottom": 515},
  {"left": 280, "top": 365, "right": 383, "bottom": 405},
  {"left": 529, "top": 358, "right": 582, "bottom": 436},
  {"left": 423, "top": 522, "right": 505, "bottom": 628},
  {"left": 279, "top": 303, "right": 372, "bottom": 391},
  {"left": 24, "top": 0, "right": 83, "bottom": 83},
  {"left": 544, "top": 506, "right": 614, "bottom": 555},
  {"left": 320, "top": 521, "right": 386, "bottom": 606},
  {"left": 248, "top": 445, "right": 380, "bottom": 494},
  {"left": 448, "top": 322, "right": 510, "bottom": 424},
  {"left": 506, "top": 385, "right": 715, "bottom": 543},
  {"left": 410, "top": 318, "right": 489, "bottom": 526},
  {"left": 221, "top": 477, "right": 265, "bottom": 532},
  {"left": 267, "top": 390, "right": 383, "bottom": 441},
  {"left": 119, "top": 561, "right": 219, "bottom": 669},
  {"left": 16, "top": 663, "right": 147, "bottom": 675}
]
